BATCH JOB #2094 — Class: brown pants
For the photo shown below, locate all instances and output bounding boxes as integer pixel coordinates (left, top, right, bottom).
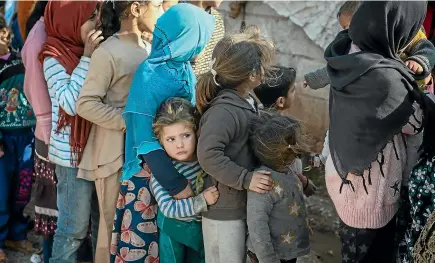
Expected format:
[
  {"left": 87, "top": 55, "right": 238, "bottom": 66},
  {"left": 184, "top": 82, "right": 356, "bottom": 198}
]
[{"left": 93, "top": 170, "right": 121, "bottom": 263}]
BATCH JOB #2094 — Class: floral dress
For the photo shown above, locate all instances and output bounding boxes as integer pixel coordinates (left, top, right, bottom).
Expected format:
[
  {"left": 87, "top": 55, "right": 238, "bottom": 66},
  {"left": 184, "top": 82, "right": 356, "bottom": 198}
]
[
  {"left": 110, "top": 164, "right": 159, "bottom": 263},
  {"left": 404, "top": 152, "right": 435, "bottom": 262}
]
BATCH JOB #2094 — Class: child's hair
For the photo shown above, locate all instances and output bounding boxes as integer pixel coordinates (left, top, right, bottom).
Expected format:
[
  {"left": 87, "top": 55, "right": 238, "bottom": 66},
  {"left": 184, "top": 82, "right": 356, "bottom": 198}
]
[
  {"left": 250, "top": 112, "right": 311, "bottom": 172},
  {"left": 0, "top": 14, "right": 12, "bottom": 46},
  {"left": 25, "top": 1, "right": 48, "bottom": 38},
  {"left": 196, "top": 25, "right": 276, "bottom": 114},
  {"left": 337, "top": 1, "right": 360, "bottom": 19},
  {"left": 153, "top": 97, "right": 197, "bottom": 141},
  {"left": 99, "top": 0, "right": 150, "bottom": 40},
  {"left": 254, "top": 66, "right": 296, "bottom": 108}
]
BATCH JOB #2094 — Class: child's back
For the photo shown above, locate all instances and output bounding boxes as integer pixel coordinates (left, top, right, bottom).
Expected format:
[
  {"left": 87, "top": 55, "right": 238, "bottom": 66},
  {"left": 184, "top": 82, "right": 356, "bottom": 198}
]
[{"left": 247, "top": 165, "right": 310, "bottom": 263}]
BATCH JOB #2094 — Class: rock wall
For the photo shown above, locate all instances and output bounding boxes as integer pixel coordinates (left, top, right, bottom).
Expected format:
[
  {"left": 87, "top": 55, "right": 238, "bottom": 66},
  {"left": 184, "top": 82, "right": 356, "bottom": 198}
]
[{"left": 218, "top": 1, "right": 342, "bottom": 152}]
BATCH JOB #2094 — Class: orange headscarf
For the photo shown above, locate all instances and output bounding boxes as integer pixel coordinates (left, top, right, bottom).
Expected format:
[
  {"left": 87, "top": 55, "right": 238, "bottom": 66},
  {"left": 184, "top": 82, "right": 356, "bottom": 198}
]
[{"left": 39, "top": 1, "right": 97, "bottom": 166}]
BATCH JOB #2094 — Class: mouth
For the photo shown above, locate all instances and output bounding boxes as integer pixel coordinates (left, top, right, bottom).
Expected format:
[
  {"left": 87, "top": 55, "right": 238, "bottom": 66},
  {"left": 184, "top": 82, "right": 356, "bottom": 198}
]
[{"left": 177, "top": 151, "right": 187, "bottom": 155}]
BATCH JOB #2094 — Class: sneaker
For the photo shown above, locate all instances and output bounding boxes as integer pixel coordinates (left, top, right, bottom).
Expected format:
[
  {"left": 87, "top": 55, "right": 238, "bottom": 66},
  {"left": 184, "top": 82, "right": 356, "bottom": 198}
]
[
  {"left": 0, "top": 249, "right": 7, "bottom": 263},
  {"left": 4, "top": 240, "right": 41, "bottom": 254}
]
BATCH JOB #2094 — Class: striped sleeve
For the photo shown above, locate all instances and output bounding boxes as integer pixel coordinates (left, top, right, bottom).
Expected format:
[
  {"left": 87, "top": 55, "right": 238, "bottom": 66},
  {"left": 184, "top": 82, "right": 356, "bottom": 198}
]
[
  {"left": 43, "top": 56, "right": 90, "bottom": 116},
  {"left": 150, "top": 177, "right": 207, "bottom": 219}
]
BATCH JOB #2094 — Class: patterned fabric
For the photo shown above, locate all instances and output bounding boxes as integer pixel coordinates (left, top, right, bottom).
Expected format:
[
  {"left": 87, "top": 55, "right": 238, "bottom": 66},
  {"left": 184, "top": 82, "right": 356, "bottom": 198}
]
[
  {"left": 33, "top": 152, "right": 57, "bottom": 237},
  {"left": 192, "top": 8, "right": 225, "bottom": 77},
  {"left": 403, "top": 153, "right": 435, "bottom": 262},
  {"left": 150, "top": 161, "right": 206, "bottom": 221},
  {"left": 42, "top": 56, "right": 90, "bottom": 167},
  {"left": 110, "top": 165, "right": 159, "bottom": 263}
]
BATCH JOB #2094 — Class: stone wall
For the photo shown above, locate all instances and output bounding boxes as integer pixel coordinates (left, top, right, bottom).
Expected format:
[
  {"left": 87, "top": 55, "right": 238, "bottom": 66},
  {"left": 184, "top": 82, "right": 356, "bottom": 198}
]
[{"left": 218, "top": 1, "right": 342, "bottom": 152}]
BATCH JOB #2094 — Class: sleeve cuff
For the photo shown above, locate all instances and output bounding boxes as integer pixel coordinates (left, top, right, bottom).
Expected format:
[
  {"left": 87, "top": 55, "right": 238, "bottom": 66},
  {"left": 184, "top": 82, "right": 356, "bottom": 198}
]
[{"left": 243, "top": 171, "right": 254, "bottom": 190}]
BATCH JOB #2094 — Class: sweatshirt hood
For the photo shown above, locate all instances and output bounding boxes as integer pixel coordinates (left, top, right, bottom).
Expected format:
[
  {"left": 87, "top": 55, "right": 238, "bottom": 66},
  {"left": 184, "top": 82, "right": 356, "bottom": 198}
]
[{"left": 210, "top": 89, "right": 256, "bottom": 111}]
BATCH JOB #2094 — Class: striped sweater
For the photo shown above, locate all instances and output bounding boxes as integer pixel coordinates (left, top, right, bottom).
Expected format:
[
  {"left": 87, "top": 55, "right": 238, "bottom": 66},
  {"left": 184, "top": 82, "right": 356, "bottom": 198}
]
[
  {"left": 43, "top": 56, "right": 90, "bottom": 167},
  {"left": 150, "top": 160, "right": 208, "bottom": 222}
]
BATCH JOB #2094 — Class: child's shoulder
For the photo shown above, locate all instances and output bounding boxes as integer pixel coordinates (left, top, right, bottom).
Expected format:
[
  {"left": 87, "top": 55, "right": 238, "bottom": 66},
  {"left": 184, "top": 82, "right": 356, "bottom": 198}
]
[{"left": 255, "top": 165, "right": 303, "bottom": 197}]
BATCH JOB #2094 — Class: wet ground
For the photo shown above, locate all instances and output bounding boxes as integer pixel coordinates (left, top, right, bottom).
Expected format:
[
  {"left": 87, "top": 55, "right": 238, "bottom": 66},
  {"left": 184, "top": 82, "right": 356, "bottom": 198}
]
[{"left": 6, "top": 167, "right": 341, "bottom": 263}]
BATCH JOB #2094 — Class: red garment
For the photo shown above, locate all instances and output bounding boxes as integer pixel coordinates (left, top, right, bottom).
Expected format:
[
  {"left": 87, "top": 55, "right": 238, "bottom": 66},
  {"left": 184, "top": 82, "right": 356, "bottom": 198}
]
[
  {"left": 424, "top": 5, "right": 434, "bottom": 36},
  {"left": 38, "top": 1, "right": 97, "bottom": 166}
]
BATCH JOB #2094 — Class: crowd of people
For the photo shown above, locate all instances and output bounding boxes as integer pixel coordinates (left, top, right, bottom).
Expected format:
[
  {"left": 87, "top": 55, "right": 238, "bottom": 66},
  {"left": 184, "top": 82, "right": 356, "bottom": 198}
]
[{"left": 0, "top": 1, "right": 434, "bottom": 263}]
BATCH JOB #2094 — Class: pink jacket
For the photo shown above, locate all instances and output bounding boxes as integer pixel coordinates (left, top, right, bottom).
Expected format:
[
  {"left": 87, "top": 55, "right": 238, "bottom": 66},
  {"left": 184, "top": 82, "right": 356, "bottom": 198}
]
[
  {"left": 325, "top": 43, "right": 424, "bottom": 229},
  {"left": 22, "top": 17, "right": 51, "bottom": 144}
]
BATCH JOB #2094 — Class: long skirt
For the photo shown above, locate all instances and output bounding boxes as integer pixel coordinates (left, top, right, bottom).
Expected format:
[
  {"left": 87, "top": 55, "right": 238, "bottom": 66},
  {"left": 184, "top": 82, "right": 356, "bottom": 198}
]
[{"left": 110, "top": 164, "right": 159, "bottom": 263}]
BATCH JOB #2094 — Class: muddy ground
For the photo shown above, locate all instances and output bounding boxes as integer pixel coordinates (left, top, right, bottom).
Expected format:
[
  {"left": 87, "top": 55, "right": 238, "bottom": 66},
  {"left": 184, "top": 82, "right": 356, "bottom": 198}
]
[{"left": 6, "top": 167, "right": 341, "bottom": 263}]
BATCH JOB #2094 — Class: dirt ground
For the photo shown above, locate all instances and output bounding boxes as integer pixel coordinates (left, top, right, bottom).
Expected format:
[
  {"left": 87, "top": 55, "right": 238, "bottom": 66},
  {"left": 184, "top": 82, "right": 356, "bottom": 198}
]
[{"left": 5, "top": 167, "right": 341, "bottom": 263}]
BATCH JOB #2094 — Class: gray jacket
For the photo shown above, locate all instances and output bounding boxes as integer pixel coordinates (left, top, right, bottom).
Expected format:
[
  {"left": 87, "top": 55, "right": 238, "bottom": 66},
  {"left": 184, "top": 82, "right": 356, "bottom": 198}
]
[
  {"left": 304, "top": 66, "right": 330, "bottom": 90},
  {"left": 247, "top": 166, "right": 310, "bottom": 262}
]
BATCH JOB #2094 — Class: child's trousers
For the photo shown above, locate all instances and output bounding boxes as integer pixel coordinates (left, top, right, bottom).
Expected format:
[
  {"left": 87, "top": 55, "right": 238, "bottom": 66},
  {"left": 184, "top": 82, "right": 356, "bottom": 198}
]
[
  {"left": 0, "top": 128, "right": 34, "bottom": 248},
  {"left": 157, "top": 212, "right": 204, "bottom": 263}
]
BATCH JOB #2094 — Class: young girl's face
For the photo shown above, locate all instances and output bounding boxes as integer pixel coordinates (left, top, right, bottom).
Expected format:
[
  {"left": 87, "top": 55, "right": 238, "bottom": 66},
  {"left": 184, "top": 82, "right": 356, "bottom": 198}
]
[
  {"left": 0, "top": 27, "right": 10, "bottom": 51},
  {"left": 80, "top": 8, "right": 99, "bottom": 43},
  {"left": 161, "top": 122, "right": 196, "bottom": 162}
]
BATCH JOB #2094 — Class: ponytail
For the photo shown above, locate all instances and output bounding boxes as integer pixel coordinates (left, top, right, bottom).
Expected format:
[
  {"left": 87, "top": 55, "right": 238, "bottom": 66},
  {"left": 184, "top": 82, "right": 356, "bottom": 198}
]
[
  {"left": 196, "top": 71, "right": 222, "bottom": 114},
  {"left": 99, "top": 1, "right": 121, "bottom": 41}
]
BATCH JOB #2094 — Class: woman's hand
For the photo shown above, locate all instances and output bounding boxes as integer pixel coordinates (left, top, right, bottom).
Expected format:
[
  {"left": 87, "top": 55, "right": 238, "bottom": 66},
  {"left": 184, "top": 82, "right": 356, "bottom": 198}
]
[
  {"left": 203, "top": 186, "right": 219, "bottom": 205},
  {"left": 83, "top": 30, "right": 104, "bottom": 58},
  {"left": 249, "top": 170, "right": 273, "bottom": 194}
]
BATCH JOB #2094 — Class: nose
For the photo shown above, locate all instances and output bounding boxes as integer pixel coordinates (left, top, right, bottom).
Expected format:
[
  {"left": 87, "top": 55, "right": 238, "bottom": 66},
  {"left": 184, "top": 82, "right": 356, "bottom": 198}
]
[{"left": 176, "top": 140, "right": 184, "bottom": 149}]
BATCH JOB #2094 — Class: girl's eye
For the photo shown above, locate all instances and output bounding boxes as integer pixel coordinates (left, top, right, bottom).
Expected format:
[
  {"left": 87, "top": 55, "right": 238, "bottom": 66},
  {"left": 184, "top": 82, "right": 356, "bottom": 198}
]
[
  {"left": 183, "top": 133, "right": 191, "bottom": 139},
  {"left": 166, "top": 137, "right": 175, "bottom": 142}
]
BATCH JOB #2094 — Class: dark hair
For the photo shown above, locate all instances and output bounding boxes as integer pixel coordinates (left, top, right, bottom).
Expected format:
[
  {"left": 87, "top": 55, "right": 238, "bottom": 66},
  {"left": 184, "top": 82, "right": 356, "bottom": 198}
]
[
  {"left": 153, "top": 97, "right": 197, "bottom": 141},
  {"left": 337, "top": 1, "right": 360, "bottom": 19},
  {"left": 254, "top": 66, "right": 296, "bottom": 108},
  {"left": 196, "top": 25, "right": 276, "bottom": 114},
  {"left": 0, "top": 14, "right": 7, "bottom": 30},
  {"left": 25, "top": 1, "right": 48, "bottom": 38},
  {"left": 99, "top": 1, "right": 150, "bottom": 40},
  {"left": 250, "top": 112, "right": 311, "bottom": 172}
]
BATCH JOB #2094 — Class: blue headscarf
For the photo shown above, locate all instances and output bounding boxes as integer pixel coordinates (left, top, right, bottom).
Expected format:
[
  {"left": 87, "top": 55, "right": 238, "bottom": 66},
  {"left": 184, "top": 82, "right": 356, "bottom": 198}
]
[{"left": 122, "top": 3, "right": 215, "bottom": 181}]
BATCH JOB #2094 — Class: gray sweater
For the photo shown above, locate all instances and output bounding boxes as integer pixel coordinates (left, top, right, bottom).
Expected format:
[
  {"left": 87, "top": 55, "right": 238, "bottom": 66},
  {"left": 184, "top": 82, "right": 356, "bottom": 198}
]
[{"left": 247, "top": 166, "right": 310, "bottom": 263}]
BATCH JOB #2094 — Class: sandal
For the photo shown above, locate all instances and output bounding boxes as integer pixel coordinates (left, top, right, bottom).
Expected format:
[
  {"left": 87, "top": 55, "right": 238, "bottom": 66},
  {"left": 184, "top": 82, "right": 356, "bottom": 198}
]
[
  {"left": 0, "top": 249, "right": 8, "bottom": 263},
  {"left": 5, "top": 240, "right": 41, "bottom": 254}
]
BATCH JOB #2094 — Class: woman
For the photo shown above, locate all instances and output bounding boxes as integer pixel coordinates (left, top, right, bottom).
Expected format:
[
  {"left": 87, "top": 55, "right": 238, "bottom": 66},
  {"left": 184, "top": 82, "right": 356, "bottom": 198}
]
[
  {"left": 110, "top": 4, "right": 214, "bottom": 263},
  {"left": 324, "top": 1, "right": 429, "bottom": 262},
  {"left": 76, "top": 1, "right": 163, "bottom": 262},
  {"left": 38, "top": 1, "right": 102, "bottom": 262}
]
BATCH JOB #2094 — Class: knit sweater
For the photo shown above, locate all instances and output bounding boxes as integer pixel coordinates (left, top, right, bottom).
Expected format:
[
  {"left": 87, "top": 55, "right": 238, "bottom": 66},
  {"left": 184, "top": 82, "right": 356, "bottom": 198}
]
[
  {"left": 247, "top": 166, "right": 310, "bottom": 263},
  {"left": 43, "top": 56, "right": 90, "bottom": 167},
  {"left": 0, "top": 52, "right": 36, "bottom": 140},
  {"left": 22, "top": 17, "right": 51, "bottom": 145},
  {"left": 150, "top": 161, "right": 208, "bottom": 222}
]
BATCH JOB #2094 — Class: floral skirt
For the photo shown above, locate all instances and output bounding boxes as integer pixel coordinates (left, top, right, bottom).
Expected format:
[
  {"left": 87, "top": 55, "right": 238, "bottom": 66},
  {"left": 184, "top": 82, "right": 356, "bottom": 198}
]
[
  {"left": 32, "top": 145, "right": 58, "bottom": 237},
  {"left": 404, "top": 153, "right": 435, "bottom": 262},
  {"left": 110, "top": 165, "right": 159, "bottom": 263}
]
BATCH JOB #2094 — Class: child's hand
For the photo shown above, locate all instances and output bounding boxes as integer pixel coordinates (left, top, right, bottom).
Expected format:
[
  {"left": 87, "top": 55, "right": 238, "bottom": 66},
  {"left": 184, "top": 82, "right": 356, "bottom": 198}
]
[
  {"left": 83, "top": 30, "right": 104, "bottom": 57},
  {"left": 0, "top": 144, "right": 4, "bottom": 158},
  {"left": 405, "top": 60, "right": 423, "bottom": 74},
  {"left": 303, "top": 80, "right": 309, "bottom": 88},
  {"left": 304, "top": 179, "right": 317, "bottom": 197},
  {"left": 203, "top": 186, "right": 219, "bottom": 205},
  {"left": 249, "top": 170, "right": 273, "bottom": 194}
]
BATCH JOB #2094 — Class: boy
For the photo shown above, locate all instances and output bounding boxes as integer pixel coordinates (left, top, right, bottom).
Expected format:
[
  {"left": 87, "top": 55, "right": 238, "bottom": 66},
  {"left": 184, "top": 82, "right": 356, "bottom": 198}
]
[{"left": 254, "top": 66, "right": 316, "bottom": 197}]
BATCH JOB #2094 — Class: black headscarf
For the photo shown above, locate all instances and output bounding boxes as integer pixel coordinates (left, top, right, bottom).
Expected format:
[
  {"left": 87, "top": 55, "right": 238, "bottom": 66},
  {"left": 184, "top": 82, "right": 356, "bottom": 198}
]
[{"left": 324, "top": 1, "right": 427, "bottom": 191}]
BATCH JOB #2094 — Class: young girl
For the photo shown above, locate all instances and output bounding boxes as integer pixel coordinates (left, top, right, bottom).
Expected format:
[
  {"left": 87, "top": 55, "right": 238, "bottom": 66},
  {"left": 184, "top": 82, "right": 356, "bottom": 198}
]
[
  {"left": 196, "top": 27, "right": 275, "bottom": 263},
  {"left": 113, "top": 4, "right": 214, "bottom": 263},
  {"left": 247, "top": 112, "right": 311, "bottom": 263},
  {"left": 76, "top": 1, "right": 163, "bottom": 262},
  {"left": 151, "top": 97, "right": 219, "bottom": 263},
  {"left": 0, "top": 13, "right": 38, "bottom": 263},
  {"left": 254, "top": 66, "right": 316, "bottom": 197},
  {"left": 38, "top": 1, "right": 103, "bottom": 262},
  {"left": 324, "top": 2, "right": 426, "bottom": 262}
]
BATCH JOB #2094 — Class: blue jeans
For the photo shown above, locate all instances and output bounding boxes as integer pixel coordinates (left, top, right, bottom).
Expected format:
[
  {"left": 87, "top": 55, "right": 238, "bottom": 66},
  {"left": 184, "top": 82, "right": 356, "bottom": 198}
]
[
  {"left": 49, "top": 166, "right": 97, "bottom": 263},
  {"left": 0, "top": 128, "right": 34, "bottom": 248}
]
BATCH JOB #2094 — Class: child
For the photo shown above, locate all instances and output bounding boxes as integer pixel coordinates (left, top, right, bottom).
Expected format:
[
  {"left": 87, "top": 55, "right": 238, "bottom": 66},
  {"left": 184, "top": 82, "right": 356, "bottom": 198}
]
[
  {"left": 0, "top": 14, "right": 38, "bottom": 263},
  {"left": 254, "top": 66, "right": 316, "bottom": 197},
  {"left": 38, "top": 1, "right": 102, "bottom": 262},
  {"left": 247, "top": 112, "right": 311, "bottom": 263},
  {"left": 304, "top": 0, "right": 435, "bottom": 90},
  {"left": 196, "top": 26, "right": 275, "bottom": 263},
  {"left": 76, "top": 1, "right": 164, "bottom": 262},
  {"left": 151, "top": 97, "right": 219, "bottom": 263}
]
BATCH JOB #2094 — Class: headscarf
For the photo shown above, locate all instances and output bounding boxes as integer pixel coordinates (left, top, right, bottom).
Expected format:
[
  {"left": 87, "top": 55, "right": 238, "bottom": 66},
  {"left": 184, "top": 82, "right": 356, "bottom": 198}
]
[
  {"left": 324, "top": 1, "right": 427, "bottom": 190},
  {"left": 122, "top": 3, "right": 215, "bottom": 180},
  {"left": 39, "top": 1, "right": 97, "bottom": 166}
]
